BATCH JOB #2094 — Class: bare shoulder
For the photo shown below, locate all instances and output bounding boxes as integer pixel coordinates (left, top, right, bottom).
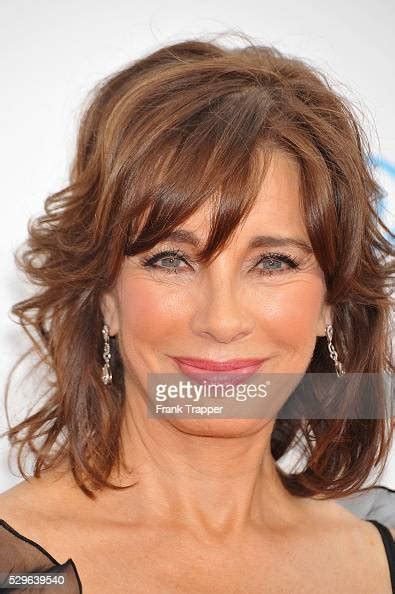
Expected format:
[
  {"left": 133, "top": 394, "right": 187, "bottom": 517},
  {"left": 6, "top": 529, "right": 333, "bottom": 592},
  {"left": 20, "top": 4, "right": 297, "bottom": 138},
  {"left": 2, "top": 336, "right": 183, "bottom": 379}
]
[
  {"left": 304, "top": 493, "right": 390, "bottom": 539},
  {"left": 0, "top": 467, "right": 86, "bottom": 564},
  {"left": 0, "top": 465, "right": 72, "bottom": 517},
  {"left": 0, "top": 475, "right": 49, "bottom": 520},
  {"left": 298, "top": 495, "right": 393, "bottom": 591}
]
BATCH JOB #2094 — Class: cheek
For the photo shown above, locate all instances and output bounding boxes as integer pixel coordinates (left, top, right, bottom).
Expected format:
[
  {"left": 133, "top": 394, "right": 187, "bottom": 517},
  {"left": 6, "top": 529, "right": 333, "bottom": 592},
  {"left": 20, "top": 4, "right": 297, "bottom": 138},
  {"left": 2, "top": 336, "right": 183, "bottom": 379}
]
[
  {"left": 254, "top": 277, "right": 325, "bottom": 337},
  {"left": 117, "top": 277, "right": 186, "bottom": 340}
]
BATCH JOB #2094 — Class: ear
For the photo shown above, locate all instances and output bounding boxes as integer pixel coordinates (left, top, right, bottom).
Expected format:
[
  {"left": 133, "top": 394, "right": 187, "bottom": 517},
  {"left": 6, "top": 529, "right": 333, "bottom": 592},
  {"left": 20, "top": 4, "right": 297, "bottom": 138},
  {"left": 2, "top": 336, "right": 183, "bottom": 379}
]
[
  {"left": 100, "top": 290, "right": 120, "bottom": 336},
  {"left": 317, "top": 302, "right": 332, "bottom": 337}
]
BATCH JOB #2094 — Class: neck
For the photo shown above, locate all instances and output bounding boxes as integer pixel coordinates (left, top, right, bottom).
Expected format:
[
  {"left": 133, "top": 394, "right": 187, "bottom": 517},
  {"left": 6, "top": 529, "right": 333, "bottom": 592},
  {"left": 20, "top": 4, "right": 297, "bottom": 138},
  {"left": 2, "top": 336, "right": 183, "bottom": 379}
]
[{"left": 95, "top": 379, "right": 304, "bottom": 539}]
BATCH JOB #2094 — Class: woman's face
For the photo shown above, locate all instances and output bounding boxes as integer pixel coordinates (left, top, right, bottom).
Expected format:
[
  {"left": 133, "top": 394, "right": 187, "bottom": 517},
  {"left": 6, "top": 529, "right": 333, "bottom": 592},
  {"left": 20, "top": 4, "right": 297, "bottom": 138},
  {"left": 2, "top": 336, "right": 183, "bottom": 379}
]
[{"left": 101, "top": 150, "right": 331, "bottom": 435}]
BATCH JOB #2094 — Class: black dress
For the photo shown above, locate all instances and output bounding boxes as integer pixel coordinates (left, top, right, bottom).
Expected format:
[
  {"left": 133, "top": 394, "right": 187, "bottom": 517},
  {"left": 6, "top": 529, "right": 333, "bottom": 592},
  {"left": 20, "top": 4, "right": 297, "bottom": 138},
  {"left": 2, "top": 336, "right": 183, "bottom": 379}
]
[
  {"left": 0, "top": 517, "right": 394, "bottom": 593},
  {"left": 0, "top": 519, "right": 81, "bottom": 593}
]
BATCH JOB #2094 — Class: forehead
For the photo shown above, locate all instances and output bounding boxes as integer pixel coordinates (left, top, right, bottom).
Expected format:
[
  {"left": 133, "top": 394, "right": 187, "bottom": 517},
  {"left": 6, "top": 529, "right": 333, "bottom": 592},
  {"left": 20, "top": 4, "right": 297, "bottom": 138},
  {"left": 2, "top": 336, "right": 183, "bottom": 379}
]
[{"left": 180, "top": 150, "right": 307, "bottom": 243}]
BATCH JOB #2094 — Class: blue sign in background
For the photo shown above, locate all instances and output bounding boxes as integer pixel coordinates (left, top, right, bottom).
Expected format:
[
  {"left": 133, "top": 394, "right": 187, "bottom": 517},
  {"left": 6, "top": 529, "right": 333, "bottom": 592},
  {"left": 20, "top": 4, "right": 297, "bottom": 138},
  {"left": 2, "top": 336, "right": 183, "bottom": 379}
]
[{"left": 372, "top": 156, "right": 395, "bottom": 238}]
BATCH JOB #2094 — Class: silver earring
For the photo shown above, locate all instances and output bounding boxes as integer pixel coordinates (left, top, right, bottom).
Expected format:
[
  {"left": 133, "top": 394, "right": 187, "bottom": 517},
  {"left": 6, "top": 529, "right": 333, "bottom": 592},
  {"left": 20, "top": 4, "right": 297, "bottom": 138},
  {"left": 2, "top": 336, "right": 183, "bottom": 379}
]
[
  {"left": 325, "top": 324, "right": 345, "bottom": 377},
  {"left": 101, "top": 324, "right": 112, "bottom": 385}
]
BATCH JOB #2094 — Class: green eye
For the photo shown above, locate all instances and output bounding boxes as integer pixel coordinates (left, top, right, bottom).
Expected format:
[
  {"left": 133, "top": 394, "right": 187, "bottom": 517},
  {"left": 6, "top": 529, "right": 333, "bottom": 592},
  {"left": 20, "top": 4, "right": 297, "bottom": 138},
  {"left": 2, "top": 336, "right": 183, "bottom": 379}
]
[{"left": 141, "top": 249, "right": 301, "bottom": 277}]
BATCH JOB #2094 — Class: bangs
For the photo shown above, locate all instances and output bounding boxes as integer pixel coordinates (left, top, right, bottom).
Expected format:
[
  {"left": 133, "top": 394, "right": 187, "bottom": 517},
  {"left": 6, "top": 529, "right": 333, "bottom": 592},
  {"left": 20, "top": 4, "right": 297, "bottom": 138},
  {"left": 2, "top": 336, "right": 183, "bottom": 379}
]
[{"left": 121, "top": 90, "right": 285, "bottom": 265}]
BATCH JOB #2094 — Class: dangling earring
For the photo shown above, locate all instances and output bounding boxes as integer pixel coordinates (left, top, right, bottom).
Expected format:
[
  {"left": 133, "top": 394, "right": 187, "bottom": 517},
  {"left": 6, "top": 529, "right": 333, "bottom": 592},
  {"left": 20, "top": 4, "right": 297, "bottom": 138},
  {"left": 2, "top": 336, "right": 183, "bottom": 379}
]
[
  {"left": 101, "top": 324, "right": 112, "bottom": 385},
  {"left": 325, "top": 324, "right": 346, "bottom": 377}
]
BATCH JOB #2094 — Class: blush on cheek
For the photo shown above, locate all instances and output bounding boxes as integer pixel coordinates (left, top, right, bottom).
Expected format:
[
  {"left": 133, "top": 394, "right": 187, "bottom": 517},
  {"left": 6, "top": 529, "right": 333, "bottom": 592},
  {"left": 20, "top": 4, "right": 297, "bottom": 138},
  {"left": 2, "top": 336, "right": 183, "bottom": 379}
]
[
  {"left": 117, "top": 277, "right": 183, "bottom": 341},
  {"left": 118, "top": 282, "right": 156, "bottom": 333},
  {"left": 259, "top": 281, "right": 325, "bottom": 339}
]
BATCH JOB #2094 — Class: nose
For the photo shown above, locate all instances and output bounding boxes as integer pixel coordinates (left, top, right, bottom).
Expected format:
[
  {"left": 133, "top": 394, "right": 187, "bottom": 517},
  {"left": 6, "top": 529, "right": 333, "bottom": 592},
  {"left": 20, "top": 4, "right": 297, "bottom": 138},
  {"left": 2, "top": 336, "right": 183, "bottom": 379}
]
[{"left": 191, "top": 275, "right": 254, "bottom": 344}]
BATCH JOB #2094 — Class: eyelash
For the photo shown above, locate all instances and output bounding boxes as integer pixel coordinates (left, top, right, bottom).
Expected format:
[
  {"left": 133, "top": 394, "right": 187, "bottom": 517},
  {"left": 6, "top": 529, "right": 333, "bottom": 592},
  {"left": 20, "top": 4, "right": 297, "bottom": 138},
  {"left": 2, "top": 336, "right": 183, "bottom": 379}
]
[{"left": 140, "top": 248, "right": 302, "bottom": 277}]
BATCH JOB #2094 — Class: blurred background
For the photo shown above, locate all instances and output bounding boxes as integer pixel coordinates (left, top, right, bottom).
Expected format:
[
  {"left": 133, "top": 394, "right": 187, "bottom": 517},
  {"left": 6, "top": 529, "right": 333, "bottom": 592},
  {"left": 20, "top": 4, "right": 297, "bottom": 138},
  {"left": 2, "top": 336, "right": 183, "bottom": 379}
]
[{"left": 0, "top": 0, "right": 394, "bottom": 491}]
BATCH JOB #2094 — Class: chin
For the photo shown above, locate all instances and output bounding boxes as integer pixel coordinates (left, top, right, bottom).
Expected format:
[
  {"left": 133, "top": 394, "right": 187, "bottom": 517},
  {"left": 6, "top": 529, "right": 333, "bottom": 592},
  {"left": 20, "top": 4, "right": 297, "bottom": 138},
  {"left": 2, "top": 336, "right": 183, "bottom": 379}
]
[{"left": 168, "top": 418, "right": 271, "bottom": 437}]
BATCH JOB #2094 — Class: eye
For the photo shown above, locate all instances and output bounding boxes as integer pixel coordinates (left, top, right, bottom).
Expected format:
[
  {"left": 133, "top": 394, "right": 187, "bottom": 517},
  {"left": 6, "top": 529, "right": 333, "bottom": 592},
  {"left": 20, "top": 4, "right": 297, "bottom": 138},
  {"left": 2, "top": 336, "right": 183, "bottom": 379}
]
[
  {"left": 254, "top": 252, "right": 301, "bottom": 276},
  {"left": 140, "top": 249, "right": 302, "bottom": 277},
  {"left": 141, "top": 249, "right": 190, "bottom": 274}
]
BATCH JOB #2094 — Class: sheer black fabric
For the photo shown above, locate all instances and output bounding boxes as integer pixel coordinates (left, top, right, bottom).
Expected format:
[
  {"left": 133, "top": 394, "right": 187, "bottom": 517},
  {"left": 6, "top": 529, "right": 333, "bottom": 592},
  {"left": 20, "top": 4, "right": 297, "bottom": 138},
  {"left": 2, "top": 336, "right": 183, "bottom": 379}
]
[{"left": 0, "top": 520, "right": 82, "bottom": 593}]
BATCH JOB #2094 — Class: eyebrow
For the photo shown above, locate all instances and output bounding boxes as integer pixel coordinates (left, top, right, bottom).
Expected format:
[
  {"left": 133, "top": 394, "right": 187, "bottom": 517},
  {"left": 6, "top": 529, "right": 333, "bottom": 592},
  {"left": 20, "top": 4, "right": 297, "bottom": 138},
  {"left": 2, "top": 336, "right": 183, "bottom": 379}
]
[{"left": 163, "top": 229, "right": 314, "bottom": 254}]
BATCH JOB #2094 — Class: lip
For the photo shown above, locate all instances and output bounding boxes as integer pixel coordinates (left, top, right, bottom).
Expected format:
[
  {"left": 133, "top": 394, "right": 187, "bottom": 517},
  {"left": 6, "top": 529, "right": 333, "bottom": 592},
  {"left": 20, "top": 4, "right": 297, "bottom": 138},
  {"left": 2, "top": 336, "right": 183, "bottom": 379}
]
[
  {"left": 171, "top": 358, "right": 266, "bottom": 385},
  {"left": 171, "top": 357, "right": 266, "bottom": 371}
]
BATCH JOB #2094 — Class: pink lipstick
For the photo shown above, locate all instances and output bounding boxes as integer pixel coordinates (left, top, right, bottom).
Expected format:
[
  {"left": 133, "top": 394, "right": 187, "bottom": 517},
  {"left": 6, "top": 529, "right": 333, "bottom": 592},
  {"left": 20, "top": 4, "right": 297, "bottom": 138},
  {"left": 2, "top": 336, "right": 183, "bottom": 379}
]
[
  {"left": 172, "top": 357, "right": 266, "bottom": 371},
  {"left": 171, "top": 357, "right": 266, "bottom": 385}
]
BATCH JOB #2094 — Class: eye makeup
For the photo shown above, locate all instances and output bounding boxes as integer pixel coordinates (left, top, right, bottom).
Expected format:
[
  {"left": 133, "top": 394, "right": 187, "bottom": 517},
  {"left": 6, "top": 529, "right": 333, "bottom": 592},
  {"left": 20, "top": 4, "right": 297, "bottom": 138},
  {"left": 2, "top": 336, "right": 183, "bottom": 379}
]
[{"left": 139, "top": 247, "right": 303, "bottom": 277}]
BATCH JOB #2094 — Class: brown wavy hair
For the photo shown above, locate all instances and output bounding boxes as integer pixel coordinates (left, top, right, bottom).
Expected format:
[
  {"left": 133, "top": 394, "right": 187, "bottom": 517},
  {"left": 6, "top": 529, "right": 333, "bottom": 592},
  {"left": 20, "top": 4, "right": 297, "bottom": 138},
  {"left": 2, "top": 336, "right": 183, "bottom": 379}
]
[{"left": 2, "top": 32, "right": 394, "bottom": 500}]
